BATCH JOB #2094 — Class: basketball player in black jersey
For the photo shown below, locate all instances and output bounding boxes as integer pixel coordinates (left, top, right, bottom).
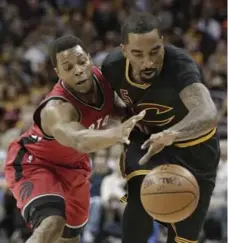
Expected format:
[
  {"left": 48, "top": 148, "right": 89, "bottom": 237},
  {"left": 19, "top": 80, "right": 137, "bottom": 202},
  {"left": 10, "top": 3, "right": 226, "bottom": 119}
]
[{"left": 101, "top": 12, "right": 220, "bottom": 243}]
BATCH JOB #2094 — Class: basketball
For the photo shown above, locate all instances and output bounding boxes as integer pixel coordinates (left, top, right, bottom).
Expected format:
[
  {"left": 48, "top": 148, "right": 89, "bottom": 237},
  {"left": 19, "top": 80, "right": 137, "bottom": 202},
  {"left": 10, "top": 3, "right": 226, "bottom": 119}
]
[{"left": 140, "top": 164, "right": 200, "bottom": 223}]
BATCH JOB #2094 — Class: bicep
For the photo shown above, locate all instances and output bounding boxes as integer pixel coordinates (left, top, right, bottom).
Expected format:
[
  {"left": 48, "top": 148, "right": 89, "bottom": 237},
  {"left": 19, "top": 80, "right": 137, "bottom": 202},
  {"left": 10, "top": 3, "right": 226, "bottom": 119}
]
[
  {"left": 41, "top": 100, "right": 82, "bottom": 137},
  {"left": 179, "top": 83, "right": 217, "bottom": 113}
]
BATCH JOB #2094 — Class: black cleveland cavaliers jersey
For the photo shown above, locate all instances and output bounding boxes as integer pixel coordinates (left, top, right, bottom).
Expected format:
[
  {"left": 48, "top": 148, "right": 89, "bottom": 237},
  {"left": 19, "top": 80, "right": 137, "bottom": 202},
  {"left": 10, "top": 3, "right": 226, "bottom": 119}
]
[{"left": 101, "top": 45, "right": 204, "bottom": 136}]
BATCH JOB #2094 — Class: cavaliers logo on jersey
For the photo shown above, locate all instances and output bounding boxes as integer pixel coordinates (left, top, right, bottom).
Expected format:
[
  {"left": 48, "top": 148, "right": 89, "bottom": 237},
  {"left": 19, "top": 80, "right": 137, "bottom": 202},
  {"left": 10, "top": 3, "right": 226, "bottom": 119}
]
[
  {"left": 136, "top": 103, "right": 175, "bottom": 126},
  {"left": 120, "top": 89, "right": 175, "bottom": 127}
]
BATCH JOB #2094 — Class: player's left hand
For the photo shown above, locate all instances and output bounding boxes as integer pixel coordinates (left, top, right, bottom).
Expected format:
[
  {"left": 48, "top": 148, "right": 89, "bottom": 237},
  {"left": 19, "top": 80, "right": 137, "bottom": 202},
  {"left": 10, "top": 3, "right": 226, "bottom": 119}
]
[{"left": 139, "top": 130, "right": 178, "bottom": 165}]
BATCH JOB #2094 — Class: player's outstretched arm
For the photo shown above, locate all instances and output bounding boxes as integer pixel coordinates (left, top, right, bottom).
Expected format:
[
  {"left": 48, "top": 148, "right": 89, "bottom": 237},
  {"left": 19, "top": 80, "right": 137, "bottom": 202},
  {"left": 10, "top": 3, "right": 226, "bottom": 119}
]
[
  {"left": 168, "top": 82, "right": 218, "bottom": 141},
  {"left": 41, "top": 100, "right": 145, "bottom": 153},
  {"left": 139, "top": 83, "right": 218, "bottom": 165}
]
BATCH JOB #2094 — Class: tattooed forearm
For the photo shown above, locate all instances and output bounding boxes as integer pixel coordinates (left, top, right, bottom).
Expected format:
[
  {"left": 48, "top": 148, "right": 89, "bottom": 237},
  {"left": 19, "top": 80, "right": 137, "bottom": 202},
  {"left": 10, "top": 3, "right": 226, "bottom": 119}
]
[{"left": 169, "top": 83, "right": 218, "bottom": 141}]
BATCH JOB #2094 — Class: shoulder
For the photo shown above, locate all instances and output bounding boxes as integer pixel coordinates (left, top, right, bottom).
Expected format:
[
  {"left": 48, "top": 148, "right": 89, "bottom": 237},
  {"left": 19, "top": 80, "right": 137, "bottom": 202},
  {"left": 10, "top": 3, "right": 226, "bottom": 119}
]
[
  {"left": 101, "top": 47, "right": 126, "bottom": 72},
  {"left": 41, "top": 99, "right": 78, "bottom": 122},
  {"left": 92, "top": 66, "right": 104, "bottom": 80},
  {"left": 44, "top": 99, "right": 70, "bottom": 109},
  {"left": 164, "top": 45, "right": 201, "bottom": 75},
  {"left": 163, "top": 45, "right": 204, "bottom": 91},
  {"left": 101, "top": 47, "right": 126, "bottom": 87},
  {"left": 45, "top": 80, "right": 68, "bottom": 100},
  {"left": 35, "top": 99, "right": 79, "bottom": 137}
]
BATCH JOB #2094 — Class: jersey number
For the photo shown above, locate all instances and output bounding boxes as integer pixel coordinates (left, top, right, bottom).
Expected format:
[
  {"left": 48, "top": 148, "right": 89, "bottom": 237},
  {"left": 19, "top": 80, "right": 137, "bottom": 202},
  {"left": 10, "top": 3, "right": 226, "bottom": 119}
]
[{"left": 89, "top": 115, "right": 110, "bottom": 130}]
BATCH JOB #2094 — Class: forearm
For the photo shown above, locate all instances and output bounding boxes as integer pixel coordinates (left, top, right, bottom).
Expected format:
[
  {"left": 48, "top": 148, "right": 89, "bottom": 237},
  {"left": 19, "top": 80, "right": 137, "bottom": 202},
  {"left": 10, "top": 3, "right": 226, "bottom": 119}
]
[
  {"left": 168, "top": 108, "right": 217, "bottom": 141},
  {"left": 72, "top": 128, "right": 121, "bottom": 153},
  {"left": 104, "top": 118, "right": 121, "bottom": 129},
  {"left": 52, "top": 122, "right": 121, "bottom": 153},
  {"left": 51, "top": 109, "right": 144, "bottom": 153},
  {"left": 169, "top": 83, "right": 218, "bottom": 142}
]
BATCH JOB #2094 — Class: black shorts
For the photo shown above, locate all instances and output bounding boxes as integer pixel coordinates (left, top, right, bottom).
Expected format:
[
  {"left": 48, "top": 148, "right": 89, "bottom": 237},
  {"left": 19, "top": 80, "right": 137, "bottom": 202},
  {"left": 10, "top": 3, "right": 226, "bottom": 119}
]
[
  {"left": 121, "top": 133, "right": 220, "bottom": 241},
  {"left": 124, "top": 133, "right": 220, "bottom": 185}
]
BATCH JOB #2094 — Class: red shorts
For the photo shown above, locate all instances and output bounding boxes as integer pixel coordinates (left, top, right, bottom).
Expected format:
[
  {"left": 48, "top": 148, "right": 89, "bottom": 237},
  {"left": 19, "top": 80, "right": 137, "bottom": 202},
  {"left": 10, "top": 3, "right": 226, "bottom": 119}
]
[{"left": 5, "top": 142, "right": 91, "bottom": 238}]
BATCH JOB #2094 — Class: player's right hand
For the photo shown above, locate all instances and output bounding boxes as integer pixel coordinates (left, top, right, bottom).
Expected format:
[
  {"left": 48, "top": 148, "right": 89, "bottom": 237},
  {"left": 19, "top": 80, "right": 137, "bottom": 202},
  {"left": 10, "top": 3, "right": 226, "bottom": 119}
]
[{"left": 118, "top": 110, "right": 146, "bottom": 144}]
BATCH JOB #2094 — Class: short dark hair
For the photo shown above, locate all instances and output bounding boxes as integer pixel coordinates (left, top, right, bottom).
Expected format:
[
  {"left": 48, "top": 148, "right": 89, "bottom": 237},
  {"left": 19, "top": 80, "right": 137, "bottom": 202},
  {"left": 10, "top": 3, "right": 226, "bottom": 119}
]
[
  {"left": 121, "top": 12, "right": 161, "bottom": 43},
  {"left": 50, "top": 36, "right": 88, "bottom": 67}
]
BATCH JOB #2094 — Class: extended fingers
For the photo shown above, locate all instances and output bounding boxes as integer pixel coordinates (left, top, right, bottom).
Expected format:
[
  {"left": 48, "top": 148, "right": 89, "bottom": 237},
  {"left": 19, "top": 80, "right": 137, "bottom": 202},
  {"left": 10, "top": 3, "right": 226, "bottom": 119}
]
[
  {"left": 141, "top": 133, "right": 163, "bottom": 149},
  {"left": 134, "top": 110, "right": 146, "bottom": 122},
  {"left": 139, "top": 143, "right": 165, "bottom": 165},
  {"left": 139, "top": 146, "right": 154, "bottom": 165}
]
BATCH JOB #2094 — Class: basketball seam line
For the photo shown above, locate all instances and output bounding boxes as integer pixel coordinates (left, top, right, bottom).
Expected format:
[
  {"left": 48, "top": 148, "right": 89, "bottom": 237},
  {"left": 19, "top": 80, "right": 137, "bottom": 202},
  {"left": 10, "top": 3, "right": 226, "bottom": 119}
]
[{"left": 146, "top": 196, "right": 196, "bottom": 215}]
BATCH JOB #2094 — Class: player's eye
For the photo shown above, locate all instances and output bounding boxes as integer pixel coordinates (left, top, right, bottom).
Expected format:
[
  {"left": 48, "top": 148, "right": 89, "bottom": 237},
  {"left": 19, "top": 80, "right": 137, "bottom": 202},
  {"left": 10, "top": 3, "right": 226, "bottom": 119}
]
[
  {"left": 66, "top": 65, "right": 73, "bottom": 71},
  {"left": 78, "top": 59, "right": 87, "bottom": 65},
  {"left": 133, "top": 53, "right": 143, "bottom": 58},
  {"left": 150, "top": 51, "right": 158, "bottom": 56}
]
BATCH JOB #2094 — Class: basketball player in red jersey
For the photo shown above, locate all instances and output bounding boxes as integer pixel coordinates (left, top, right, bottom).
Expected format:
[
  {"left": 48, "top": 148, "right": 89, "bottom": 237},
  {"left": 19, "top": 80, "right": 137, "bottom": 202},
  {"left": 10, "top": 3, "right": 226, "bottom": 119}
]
[{"left": 4, "top": 36, "right": 145, "bottom": 243}]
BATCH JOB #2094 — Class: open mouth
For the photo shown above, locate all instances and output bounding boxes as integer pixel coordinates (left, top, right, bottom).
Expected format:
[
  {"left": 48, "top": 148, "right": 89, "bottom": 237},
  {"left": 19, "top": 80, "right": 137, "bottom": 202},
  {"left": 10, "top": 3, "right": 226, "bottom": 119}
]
[
  {"left": 142, "top": 70, "right": 155, "bottom": 76},
  {"left": 76, "top": 79, "right": 87, "bottom": 85}
]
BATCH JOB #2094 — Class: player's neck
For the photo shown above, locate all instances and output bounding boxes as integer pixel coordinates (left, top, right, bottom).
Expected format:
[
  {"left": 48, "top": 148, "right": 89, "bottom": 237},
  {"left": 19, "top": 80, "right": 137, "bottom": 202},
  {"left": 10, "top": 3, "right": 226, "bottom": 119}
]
[
  {"left": 76, "top": 77, "right": 100, "bottom": 105},
  {"left": 131, "top": 68, "right": 144, "bottom": 84},
  {"left": 90, "top": 77, "right": 99, "bottom": 104}
]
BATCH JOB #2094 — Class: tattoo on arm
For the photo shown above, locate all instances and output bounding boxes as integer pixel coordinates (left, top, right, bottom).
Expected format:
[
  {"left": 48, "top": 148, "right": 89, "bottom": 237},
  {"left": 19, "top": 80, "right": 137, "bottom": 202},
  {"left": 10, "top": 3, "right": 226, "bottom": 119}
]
[{"left": 169, "top": 83, "right": 218, "bottom": 141}]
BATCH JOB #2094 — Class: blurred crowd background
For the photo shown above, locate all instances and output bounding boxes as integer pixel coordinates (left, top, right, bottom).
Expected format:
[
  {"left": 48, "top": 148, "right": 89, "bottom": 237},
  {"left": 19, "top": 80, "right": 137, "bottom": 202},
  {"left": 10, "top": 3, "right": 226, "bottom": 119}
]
[{"left": 0, "top": 0, "right": 226, "bottom": 242}]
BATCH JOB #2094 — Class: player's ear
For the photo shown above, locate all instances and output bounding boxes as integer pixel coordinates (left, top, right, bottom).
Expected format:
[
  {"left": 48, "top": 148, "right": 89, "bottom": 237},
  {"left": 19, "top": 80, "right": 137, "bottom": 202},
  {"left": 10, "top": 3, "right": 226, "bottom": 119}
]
[
  {"left": 88, "top": 54, "right": 93, "bottom": 64},
  {"left": 120, "top": 44, "right": 127, "bottom": 58},
  {"left": 161, "top": 35, "right": 164, "bottom": 42},
  {"left": 54, "top": 67, "right": 60, "bottom": 77}
]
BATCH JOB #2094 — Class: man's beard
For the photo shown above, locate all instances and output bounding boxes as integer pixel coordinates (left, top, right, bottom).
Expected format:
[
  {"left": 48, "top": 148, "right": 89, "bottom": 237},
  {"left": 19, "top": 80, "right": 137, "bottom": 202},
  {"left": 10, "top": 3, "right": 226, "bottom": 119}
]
[{"left": 140, "top": 68, "right": 158, "bottom": 82}]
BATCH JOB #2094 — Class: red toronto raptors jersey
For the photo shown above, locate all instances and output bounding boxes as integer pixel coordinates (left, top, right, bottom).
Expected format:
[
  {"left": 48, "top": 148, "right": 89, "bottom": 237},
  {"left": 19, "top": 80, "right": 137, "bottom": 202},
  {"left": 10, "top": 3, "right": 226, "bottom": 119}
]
[{"left": 12, "top": 67, "right": 114, "bottom": 168}]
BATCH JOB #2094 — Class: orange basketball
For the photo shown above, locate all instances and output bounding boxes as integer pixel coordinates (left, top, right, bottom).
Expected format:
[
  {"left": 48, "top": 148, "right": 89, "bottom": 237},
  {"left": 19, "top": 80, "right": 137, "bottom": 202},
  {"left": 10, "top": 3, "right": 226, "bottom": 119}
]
[{"left": 140, "top": 164, "right": 200, "bottom": 223}]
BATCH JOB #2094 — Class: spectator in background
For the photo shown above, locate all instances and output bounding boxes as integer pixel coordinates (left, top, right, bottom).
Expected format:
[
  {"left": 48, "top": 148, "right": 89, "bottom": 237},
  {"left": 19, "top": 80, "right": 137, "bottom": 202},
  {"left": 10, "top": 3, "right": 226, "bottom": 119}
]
[
  {"left": 83, "top": 152, "right": 111, "bottom": 243},
  {"left": 100, "top": 155, "right": 126, "bottom": 242},
  {"left": 84, "top": 144, "right": 124, "bottom": 243},
  {"left": 202, "top": 140, "right": 227, "bottom": 243},
  {"left": 91, "top": 0, "right": 120, "bottom": 38}
]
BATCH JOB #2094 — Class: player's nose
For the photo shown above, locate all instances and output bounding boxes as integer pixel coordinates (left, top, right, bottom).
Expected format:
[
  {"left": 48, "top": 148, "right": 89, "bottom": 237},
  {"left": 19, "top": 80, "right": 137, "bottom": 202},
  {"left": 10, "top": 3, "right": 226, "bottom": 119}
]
[
  {"left": 142, "top": 58, "right": 154, "bottom": 69},
  {"left": 73, "top": 65, "right": 83, "bottom": 76},
  {"left": 142, "top": 63, "right": 154, "bottom": 70}
]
